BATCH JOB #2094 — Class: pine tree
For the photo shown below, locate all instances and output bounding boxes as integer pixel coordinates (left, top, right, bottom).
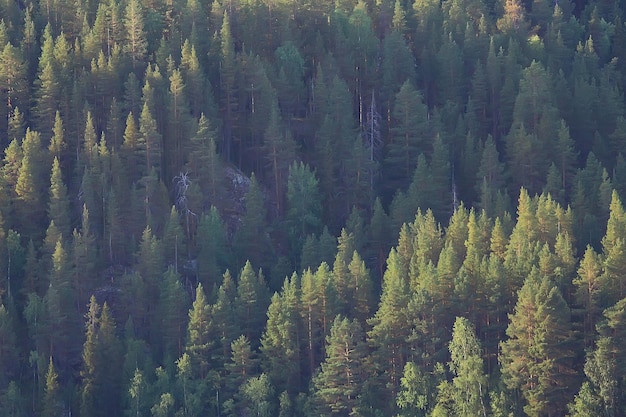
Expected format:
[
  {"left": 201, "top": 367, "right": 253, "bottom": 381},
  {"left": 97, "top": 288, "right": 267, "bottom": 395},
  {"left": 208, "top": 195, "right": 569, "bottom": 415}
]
[
  {"left": 263, "top": 102, "right": 297, "bottom": 216},
  {"left": 574, "top": 246, "right": 606, "bottom": 347},
  {"left": 211, "top": 271, "right": 240, "bottom": 369},
  {"left": 196, "top": 206, "right": 229, "bottom": 289},
  {"left": 368, "top": 248, "right": 411, "bottom": 405},
  {"left": 368, "top": 199, "right": 391, "bottom": 277},
  {"left": 554, "top": 119, "right": 578, "bottom": 192},
  {"left": 162, "top": 206, "right": 186, "bottom": 272},
  {"left": 188, "top": 113, "right": 223, "bottom": 206},
  {"left": 138, "top": 102, "right": 162, "bottom": 177},
  {"left": 71, "top": 205, "right": 97, "bottom": 310},
  {"left": 0, "top": 43, "right": 27, "bottom": 143},
  {"left": 158, "top": 267, "right": 188, "bottom": 362},
  {"left": 135, "top": 226, "right": 164, "bottom": 333},
  {"left": 300, "top": 267, "right": 322, "bottom": 379},
  {"left": 80, "top": 296, "right": 100, "bottom": 417},
  {"left": 448, "top": 317, "right": 488, "bottom": 417},
  {"left": 312, "top": 316, "right": 367, "bottom": 417},
  {"left": 98, "top": 302, "right": 123, "bottom": 417},
  {"left": 567, "top": 381, "right": 603, "bottom": 417},
  {"left": 16, "top": 129, "right": 47, "bottom": 239},
  {"left": 0, "top": 303, "right": 18, "bottom": 389},
  {"left": 123, "top": 0, "right": 148, "bottom": 71},
  {"left": 396, "top": 361, "right": 431, "bottom": 417},
  {"left": 285, "top": 162, "right": 322, "bottom": 263},
  {"left": 583, "top": 297, "right": 626, "bottom": 416},
  {"left": 46, "top": 237, "right": 81, "bottom": 374},
  {"left": 33, "top": 63, "right": 61, "bottom": 140},
  {"left": 381, "top": 31, "right": 416, "bottom": 116},
  {"left": 588, "top": 193, "right": 626, "bottom": 303},
  {"left": 348, "top": 250, "right": 373, "bottom": 324},
  {"left": 48, "top": 111, "right": 65, "bottom": 162},
  {"left": 236, "top": 261, "right": 269, "bottom": 346},
  {"left": 235, "top": 373, "right": 275, "bottom": 417},
  {"left": 232, "top": 174, "right": 273, "bottom": 270},
  {"left": 385, "top": 80, "right": 430, "bottom": 191},
  {"left": 165, "top": 68, "right": 193, "bottom": 179},
  {"left": 475, "top": 135, "right": 506, "bottom": 215},
  {"left": 500, "top": 268, "right": 579, "bottom": 417},
  {"left": 7, "top": 107, "right": 25, "bottom": 145},
  {"left": 219, "top": 12, "right": 237, "bottom": 162},
  {"left": 186, "top": 283, "right": 212, "bottom": 379},
  {"left": 261, "top": 275, "right": 301, "bottom": 394},
  {"left": 314, "top": 74, "right": 357, "bottom": 225},
  {"left": 226, "top": 335, "right": 259, "bottom": 396},
  {"left": 127, "top": 369, "right": 148, "bottom": 417},
  {"left": 42, "top": 357, "right": 62, "bottom": 417}
]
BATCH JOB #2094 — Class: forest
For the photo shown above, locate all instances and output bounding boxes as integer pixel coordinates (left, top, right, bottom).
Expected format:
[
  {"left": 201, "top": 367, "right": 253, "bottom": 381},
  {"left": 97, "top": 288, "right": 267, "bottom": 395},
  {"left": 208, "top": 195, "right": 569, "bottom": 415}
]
[{"left": 2, "top": 0, "right": 626, "bottom": 415}]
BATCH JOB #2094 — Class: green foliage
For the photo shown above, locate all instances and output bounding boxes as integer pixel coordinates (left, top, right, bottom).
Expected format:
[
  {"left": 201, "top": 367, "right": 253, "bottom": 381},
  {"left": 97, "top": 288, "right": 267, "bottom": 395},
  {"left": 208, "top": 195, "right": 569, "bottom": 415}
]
[
  {"left": 312, "top": 316, "right": 367, "bottom": 416},
  {"left": 186, "top": 283, "right": 212, "bottom": 379},
  {"left": 385, "top": 80, "right": 430, "bottom": 192},
  {"left": 447, "top": 317, "right": 487, "bottom": 416},
  {"left": 4, "top": 0, "right": 626, "bottom": 415},
  {"left": 500, "top": 269, "right": 579, "bottom": 417},
  {"left": 286, "top": 162, "right": 322, "bottom": 264},
  {"left": 396, "top": 362, "right": 430, "bottom": 416},
  {"left": 233, "top": 174, "right": 273, "bottom": 270}
]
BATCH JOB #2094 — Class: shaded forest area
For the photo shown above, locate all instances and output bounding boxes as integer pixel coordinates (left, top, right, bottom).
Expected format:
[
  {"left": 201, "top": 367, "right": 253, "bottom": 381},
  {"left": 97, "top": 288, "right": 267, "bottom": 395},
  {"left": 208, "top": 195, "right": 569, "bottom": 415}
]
[{"left": 3, "top": 0, "right": 626, "bottom": 415}]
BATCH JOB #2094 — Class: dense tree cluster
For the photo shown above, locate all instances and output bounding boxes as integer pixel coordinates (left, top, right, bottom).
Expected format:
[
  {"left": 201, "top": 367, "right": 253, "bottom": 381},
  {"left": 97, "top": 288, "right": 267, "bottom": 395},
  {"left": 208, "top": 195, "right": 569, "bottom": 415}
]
[{"left": 2, "top": 0, "right": 626, "bottom": 415}]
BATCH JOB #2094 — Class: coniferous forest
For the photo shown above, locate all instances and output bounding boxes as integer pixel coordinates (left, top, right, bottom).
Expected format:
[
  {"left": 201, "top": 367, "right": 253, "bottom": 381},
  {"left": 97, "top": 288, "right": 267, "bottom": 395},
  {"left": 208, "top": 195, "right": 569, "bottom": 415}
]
[{"left": 4, "top": 0, "right": 626, "bottom": 415}]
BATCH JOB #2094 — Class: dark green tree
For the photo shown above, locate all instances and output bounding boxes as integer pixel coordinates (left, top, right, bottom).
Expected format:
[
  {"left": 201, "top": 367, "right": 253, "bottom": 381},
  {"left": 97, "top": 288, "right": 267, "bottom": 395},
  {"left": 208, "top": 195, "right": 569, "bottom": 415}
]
[
  {"left": 232, "top": 174, "right": 273, "bottom": 270},
  {"left": 196, "top": 206, "right": 229, "bottom": 290},
  {"left": 285, "top": 162, "right": 322, "bottom": 264},
  {"left": 385, "top": 80, "right": 430, "bottom": 192}
]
